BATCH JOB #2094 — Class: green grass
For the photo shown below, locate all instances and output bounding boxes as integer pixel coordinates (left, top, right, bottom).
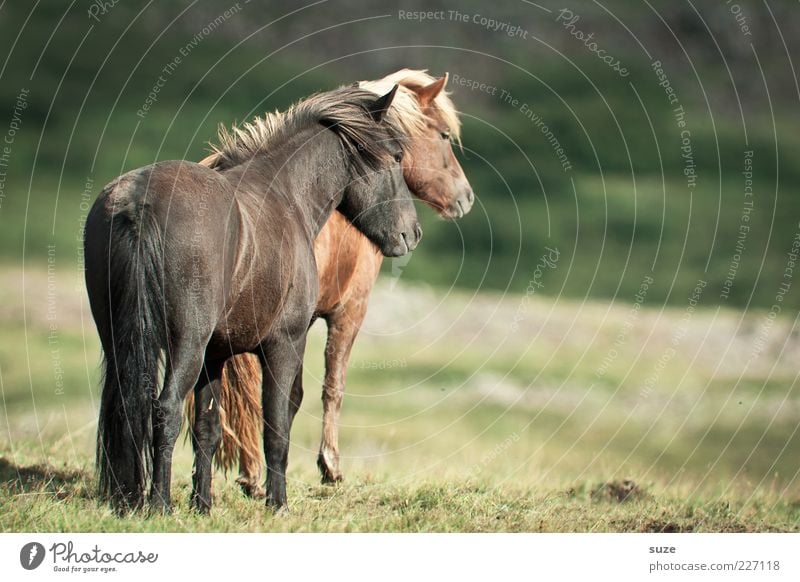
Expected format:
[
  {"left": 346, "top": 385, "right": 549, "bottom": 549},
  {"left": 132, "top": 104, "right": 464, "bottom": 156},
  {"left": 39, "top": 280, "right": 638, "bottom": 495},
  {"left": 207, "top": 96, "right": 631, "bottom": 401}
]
[
  {"left": 1, "top": 267, "right": 799, "bottom": 532},
  {"left": 3, "top": 459, "right": 797, "bottom": 532}
]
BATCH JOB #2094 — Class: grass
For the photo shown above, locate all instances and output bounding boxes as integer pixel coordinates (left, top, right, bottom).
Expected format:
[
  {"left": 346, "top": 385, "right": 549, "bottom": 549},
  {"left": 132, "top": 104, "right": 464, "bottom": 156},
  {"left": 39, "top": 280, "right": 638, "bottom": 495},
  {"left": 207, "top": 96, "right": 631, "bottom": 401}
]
[
  {"left": 1, "top": 266, "right": 799, "bottom": 532},
  {"left": 3, "top": 459, "right": 797, "bottom": 532}
]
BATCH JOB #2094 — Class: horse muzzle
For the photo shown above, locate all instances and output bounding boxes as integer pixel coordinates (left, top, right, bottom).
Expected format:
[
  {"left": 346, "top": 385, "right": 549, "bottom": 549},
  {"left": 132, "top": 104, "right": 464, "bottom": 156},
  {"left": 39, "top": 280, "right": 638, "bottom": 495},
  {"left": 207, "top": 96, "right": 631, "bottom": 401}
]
[
  {"left": 382, "top": 222, "right": 422, "bottom": 257},
  {"left": 445, "top": 184, "right": 475, "bottom": 220}
]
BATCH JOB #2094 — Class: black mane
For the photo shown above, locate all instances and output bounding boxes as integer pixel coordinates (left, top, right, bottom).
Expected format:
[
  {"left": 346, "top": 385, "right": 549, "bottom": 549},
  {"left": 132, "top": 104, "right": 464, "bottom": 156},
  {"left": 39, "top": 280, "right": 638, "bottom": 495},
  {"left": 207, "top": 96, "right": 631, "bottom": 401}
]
[{"left": 207, "top": 86, "right": 406, "bottom": 177}]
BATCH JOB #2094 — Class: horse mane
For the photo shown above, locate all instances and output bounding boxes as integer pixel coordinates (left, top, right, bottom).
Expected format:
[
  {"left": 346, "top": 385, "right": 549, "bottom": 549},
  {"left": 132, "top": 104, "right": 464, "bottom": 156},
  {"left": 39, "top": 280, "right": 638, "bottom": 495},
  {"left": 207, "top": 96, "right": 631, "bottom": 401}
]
[
  {"left": 360, "top": 69, "right": 462, "bottom": 146},
  {"left": 204, "top": 86, "right": 405, "bottom": 175}
]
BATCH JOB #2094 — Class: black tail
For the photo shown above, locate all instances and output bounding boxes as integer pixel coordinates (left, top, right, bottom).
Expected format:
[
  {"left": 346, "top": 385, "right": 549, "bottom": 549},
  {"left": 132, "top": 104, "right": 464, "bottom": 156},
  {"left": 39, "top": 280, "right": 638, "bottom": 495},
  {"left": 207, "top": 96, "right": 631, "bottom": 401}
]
[{"left": 95, "top": 207, "right": 167, "bottom": 513}]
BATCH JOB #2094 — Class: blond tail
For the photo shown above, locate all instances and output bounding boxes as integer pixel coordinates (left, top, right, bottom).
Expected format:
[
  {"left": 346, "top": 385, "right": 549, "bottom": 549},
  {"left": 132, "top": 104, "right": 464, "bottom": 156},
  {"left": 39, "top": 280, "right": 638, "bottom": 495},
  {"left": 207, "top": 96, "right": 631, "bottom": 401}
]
[{"left": 184, "top": 353, "right": 264, "bottom": 479}]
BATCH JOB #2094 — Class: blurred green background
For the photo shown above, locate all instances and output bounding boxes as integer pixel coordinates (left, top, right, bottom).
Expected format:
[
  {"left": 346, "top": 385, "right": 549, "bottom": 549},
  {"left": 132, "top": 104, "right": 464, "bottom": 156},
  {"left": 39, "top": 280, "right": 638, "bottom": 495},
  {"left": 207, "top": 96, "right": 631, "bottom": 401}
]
[
  {"left": 1, "top": 1, "right": 800, "bottom": 531},
  {"left": 1, "top": 0, "right": 798, "bottom": 308}
]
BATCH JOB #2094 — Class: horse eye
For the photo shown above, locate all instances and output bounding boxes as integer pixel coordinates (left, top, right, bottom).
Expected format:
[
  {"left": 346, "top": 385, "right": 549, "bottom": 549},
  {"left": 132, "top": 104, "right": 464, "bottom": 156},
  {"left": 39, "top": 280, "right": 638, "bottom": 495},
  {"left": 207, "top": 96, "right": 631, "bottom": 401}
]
[
  {"left": 394, "top": 152, "right": 403, "bottom": 162},
  {"left": 440, "top": 131, "right": 450, "bottom": 140}
]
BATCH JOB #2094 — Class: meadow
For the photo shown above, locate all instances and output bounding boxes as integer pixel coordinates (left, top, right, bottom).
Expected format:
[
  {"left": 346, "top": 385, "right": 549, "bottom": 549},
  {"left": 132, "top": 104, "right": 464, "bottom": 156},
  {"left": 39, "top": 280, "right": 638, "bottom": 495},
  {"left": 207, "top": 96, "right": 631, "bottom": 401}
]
[
  {"left": 1, "top": 266, "right": 798, "bottom": 532},
  {"left": 2, "top": 0, "right": 799, "bottom": 534}
]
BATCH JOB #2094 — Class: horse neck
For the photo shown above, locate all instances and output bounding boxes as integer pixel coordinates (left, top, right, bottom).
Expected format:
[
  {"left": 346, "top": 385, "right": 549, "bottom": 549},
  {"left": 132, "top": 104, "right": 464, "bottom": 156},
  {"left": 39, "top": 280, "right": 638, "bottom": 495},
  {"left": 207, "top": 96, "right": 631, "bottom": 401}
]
[{"left": 232, "top": 127, "right": 351, "bottom": 238}]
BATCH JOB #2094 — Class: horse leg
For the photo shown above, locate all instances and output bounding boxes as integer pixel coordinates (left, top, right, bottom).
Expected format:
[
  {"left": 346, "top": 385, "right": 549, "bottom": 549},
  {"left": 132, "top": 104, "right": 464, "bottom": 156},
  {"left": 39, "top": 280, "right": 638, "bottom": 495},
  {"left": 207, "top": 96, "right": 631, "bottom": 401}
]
[
  {"left": 289, "top": 364, "right": 304, "bottom": 428},
  {"left": 236, "top": 349, "right": 303, "bottom": 499},
  {"left": 318, "top": 299, "right": 369, "bottom": 484},
  {"left": 259, "top": 334, "right": 306, "bottom": 512},
  {"left": 150, "top": 342, "right": 206, "bottom": 513},
  {"left": 191, "top": 359, "right": 224, "bottom": 513}
]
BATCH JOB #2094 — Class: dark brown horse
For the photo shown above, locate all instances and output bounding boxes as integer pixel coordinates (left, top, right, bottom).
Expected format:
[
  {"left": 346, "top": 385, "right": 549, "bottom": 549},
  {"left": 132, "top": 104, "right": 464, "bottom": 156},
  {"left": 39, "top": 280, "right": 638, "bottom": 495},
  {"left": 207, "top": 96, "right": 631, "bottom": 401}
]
[
  {"left": 192, "top": 70, "right": 473, "bottom": 496},
  {"left": 84, "top": 85, "right": 421, "bottom": 514}
]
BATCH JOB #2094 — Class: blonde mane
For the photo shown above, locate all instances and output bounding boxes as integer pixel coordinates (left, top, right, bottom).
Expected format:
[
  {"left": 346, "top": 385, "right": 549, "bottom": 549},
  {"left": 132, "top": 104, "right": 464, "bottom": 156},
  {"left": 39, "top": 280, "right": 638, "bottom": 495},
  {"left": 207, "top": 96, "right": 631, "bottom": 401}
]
[
  {"left": 360, "top": 68, "right": 461, "bottom": 145},
  {"left": 201, "top": 70, "right": 462, "bottom": 170}
]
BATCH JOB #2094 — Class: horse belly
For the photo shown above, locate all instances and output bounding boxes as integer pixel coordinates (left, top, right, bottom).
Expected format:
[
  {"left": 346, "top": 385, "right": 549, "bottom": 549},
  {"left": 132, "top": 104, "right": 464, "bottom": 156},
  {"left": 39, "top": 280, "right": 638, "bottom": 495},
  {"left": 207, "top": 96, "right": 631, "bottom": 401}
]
[
  {"left": 206, "top": 295, "right": 280, "bottom": 358},
  {"left": 207, "top": 248, "right": 316, "bottom": 359}
]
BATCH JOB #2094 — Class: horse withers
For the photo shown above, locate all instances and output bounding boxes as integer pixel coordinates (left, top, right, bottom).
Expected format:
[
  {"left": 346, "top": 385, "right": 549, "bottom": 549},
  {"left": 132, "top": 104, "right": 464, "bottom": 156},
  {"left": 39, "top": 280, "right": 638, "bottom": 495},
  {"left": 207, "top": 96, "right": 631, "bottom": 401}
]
[{"left": 84, "top": 85, "right": 419, "bottom": 514}]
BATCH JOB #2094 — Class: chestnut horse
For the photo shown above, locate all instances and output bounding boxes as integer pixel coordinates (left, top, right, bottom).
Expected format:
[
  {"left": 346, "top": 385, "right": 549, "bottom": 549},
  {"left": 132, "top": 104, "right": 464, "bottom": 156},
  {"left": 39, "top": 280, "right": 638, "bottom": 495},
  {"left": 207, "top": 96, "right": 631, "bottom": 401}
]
[
  {"left": 86, "top": 85, "right": 420, "bottom": 514},
  {"left": 191, "top": 70, "right": 473, "bottom": 496}
]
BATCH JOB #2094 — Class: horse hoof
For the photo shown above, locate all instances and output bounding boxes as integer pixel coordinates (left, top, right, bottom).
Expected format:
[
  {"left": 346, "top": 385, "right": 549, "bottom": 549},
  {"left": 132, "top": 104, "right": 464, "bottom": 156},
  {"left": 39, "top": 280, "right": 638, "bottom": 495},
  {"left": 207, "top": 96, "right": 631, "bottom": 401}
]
[
  {"left": 236, "top": 477, "right": 266, "bottom": 499},
  {"left": 270, "top": 504, "right": 290, "bottom": 517},
  {"left": 317, "top": 458, "right": 343, "bottom": 485},
  {"left": 320, "top": 471, "right": 343, "bottom": 486},
  {"left": 267, "top": 499, "right": 289, "bottom": 517},
  {"left": 266, "top": 494, "right": 289, "bottom": 515},
  {"left": 190, "top": 493, "right": 213, "bottom": 514},
  {"left": 149, "top": 502, "right": 174, "bottom": 516}
]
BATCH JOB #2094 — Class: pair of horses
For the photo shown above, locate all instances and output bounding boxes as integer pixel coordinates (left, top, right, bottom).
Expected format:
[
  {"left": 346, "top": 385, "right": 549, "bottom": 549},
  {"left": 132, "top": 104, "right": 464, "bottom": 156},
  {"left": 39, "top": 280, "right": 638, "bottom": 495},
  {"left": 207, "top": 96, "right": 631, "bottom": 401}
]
[{"left": 85, "top": 69, "right": 473, "bottom": 514}]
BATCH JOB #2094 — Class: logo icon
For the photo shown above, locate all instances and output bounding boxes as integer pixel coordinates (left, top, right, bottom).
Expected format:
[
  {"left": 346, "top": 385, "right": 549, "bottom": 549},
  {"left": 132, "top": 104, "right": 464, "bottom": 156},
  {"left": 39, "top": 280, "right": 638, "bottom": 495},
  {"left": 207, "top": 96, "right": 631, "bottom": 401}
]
[
  {"left": 20, "top": 542, "right": 45, "bottom": 570},
  {"left": 388, "top": 252, "right": 413, "bottom": 290}
]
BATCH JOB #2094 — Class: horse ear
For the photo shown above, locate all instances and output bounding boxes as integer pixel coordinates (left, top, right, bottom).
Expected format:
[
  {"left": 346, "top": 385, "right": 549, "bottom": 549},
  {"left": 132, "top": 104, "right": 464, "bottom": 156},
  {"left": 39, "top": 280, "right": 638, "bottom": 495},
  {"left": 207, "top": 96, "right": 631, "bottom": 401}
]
[
  {"left": 368, "top": 85, "right": 398, "bottom": 122},
  {"left": 414, "top": 73, "right": 448, "bottom": 107}
]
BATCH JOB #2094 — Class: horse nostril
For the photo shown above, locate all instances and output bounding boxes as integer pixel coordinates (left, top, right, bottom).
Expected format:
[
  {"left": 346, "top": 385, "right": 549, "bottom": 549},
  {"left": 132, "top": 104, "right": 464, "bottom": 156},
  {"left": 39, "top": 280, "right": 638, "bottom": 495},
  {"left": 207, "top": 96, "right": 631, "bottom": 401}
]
[
  {"left": 414, "top": 223, "right": 423, "bottom": 241},
  {"left": 466, "top": 189, "right": 474, "bottom": 204}
]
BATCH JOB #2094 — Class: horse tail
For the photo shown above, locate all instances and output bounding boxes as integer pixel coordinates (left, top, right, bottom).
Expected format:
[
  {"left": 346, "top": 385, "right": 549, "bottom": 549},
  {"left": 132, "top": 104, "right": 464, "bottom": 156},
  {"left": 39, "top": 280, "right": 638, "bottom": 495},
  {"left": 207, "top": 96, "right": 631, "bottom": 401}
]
[
  {"left": 96, "top": 207, "right": 166, "bottom": 512},
  {"left": 220, "top": 355, "right": 264, "bottom": 477},
  {"left": 184, "top": 353, "right": 263, "bottom": 479}
]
